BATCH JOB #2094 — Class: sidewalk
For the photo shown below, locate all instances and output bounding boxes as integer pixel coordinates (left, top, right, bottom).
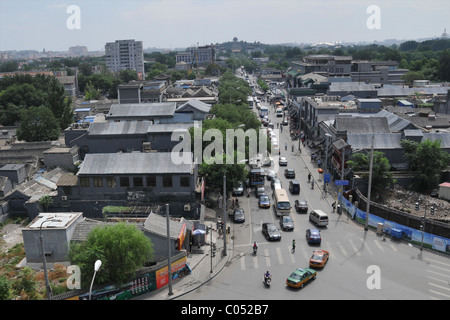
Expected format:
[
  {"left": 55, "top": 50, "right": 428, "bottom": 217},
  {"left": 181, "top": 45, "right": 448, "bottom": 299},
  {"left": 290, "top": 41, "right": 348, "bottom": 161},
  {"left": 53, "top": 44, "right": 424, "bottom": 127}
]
[{"left": 140, "top": 219, "right": 233, "bottom": 300}]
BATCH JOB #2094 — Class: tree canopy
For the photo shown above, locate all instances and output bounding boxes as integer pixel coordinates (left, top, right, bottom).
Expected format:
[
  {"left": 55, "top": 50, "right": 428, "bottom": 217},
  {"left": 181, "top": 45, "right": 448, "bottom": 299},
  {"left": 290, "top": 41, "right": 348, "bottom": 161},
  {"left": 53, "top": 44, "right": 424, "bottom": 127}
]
[
  {"left": 401, "top": 139, "right": 450, "bottom": 191},
  {"left": 68, "top": 223, "right": 154, "bottom": 287},
  {"left": 16, "top": 106, "right": 60, "bottom": 142},
  {"left": 347, "top": 151, "right": 396, "bottom": 194}
]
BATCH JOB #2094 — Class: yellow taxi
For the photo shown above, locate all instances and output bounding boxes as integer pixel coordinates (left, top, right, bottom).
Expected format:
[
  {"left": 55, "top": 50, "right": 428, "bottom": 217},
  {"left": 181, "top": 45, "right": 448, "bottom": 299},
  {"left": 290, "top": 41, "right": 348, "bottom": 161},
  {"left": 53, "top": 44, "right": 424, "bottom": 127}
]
[{"left": 309, "top": 250, "right": 329, "bottom": 268}]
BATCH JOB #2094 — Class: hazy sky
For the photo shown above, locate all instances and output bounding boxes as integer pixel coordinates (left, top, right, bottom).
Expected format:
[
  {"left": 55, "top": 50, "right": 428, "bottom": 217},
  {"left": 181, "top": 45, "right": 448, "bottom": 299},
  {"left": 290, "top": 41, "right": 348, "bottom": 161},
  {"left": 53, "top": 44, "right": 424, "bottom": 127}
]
[{"left": 1, "top": 0, "right": 449, "bottom": 51}]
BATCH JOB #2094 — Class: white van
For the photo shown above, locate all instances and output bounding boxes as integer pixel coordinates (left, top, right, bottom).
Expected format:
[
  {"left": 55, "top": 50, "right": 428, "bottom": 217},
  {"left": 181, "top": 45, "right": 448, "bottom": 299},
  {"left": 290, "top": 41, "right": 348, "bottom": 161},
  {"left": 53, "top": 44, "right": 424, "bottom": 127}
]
[
  {"left": 276, "top": 108, "right": 283, "bottom": 117},
  {"left": 309, "top": 209, "right": 328, "bottom": 227}
]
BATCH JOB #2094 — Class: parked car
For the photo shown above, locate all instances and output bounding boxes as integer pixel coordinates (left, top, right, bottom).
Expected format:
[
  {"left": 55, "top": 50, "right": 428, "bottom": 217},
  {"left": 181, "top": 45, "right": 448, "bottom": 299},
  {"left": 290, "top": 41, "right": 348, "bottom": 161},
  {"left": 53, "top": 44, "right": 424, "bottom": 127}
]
[
  {"left": 232, "top": 181, "right": 244, "bottom": 196},
  {"left": 284, "top": 168, "right": 295, "bottom": 179},
  {"left": 286, "top": 268, "right": 317, "bottom": 289},
  {"left": 280, "top": 215, "right": 294, "bottom": 231},
  {"left": 294, "top": 200, "right": 308, "bottom": 213},
  {"left": 233, "top": 208, "right": 245, "bottom": 223},
  {"left": 259, "top": 194, "right": 271, "bottom": 208},
  {"left": 309, "top": 250, "right": 329, "bottom": 268},
  {"left": 262, "top": 222, "right": 281, "bottom": 241},
  {"left": 279, "top": 156, "right": 288, "bottom": 166},
  {"left": 306, "top": 228, "right": 322, "bottom": 245}
]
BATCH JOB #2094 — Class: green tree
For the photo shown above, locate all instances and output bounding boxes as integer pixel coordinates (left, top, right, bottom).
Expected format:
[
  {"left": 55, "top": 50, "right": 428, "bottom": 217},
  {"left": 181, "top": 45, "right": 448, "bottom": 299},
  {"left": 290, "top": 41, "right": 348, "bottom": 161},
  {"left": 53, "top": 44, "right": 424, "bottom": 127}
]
[
  {"left": 84, "top": 81, "right": 101, "bottom": 100},
  {"left": 118, "top": 69, "right": 138, "bottom": 83},
  {"left": 401, "top": 139, "right": 450, "bottom": 191},
  {"left": 437, "top": 49, "right": 450, "bottom": 81},
  {"left": 199, "top": 153, "right": 248, "bottom": 194},
  {"left": 46, "top": 76, "right": 73, "bottom": 129},
  {"left": 16, "top": 106, "right": 60, "bottom": 142},
  {"left": 347, "top": 151, "right": 396, "bottom": 194},
  {"left": 12, "top": 267, "right": 41, "bottom": 300},
  {"left": 0, "top": 275, "right": 13, "bottom": 300},
  {"left": 401, "top": 71, "right": 426, "bottom": 85},
  {"left": 39, "top": 195, "right": 54, "bottom": 211},
  {"left": 68, "top": 223, "right": 154, "bottom": 287}
]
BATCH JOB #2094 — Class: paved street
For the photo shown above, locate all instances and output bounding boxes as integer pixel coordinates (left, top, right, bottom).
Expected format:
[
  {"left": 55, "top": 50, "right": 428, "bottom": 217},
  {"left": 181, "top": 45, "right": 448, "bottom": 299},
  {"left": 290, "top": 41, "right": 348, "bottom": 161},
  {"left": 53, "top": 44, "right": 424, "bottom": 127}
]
[{"left": 179, "top": 80, "right": 450, "bottom": 300}]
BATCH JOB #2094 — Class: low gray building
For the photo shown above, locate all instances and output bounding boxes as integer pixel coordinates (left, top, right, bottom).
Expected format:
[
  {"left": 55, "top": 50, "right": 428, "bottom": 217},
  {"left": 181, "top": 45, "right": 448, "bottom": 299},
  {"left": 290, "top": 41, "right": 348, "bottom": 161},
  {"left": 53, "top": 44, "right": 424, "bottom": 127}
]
[
  {"left": 43, "top": 146, "right": 80, "bottom": 170},
  {"left": 0, "top": 164, "right": 26, "bottom": 184},
  {"left": 69, "top": 152, "right": 198, "bottom": 203},
  {"left": 22, "top": 212, "right": 84, "bottom": 266}
]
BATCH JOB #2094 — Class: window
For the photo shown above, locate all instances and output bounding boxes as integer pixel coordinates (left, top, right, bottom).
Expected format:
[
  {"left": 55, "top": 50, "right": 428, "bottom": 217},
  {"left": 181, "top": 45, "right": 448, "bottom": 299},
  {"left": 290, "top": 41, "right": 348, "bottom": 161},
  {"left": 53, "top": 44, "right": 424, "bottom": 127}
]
[
  {"left": 146, "top": 175, "right": 156, "bottom": 187},
  {"left": 107, "top": 177, "right": 116, "bottom": 188},
  {"left": 120, "top": 177, "right": 130, "bottom": 187},
  {"left": 180, "top": 176, "right": 190, "bottom": 187},
  {"left": 93, "top": 177, "right": 103, "bottom": 187},
  {"left": 163, "top": 175, "right": 172, "bottom": 188},
  {"left": 133, "top": 177, "right": 143, "bottom": 187},
  {"left": 80, "top": 177, "right": 90, "bottom": 188}
]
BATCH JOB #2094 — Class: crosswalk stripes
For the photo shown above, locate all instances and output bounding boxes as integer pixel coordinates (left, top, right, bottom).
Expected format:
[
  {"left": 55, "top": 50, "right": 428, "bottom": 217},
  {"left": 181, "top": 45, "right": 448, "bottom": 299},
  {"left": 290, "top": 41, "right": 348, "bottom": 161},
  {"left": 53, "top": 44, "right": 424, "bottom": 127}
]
[
  {"left": 264, "top": 248, "right": 271, "bottom": 267},
  {"left": 236, "top": 235, "right": 421, "bottom": 271},
  {"left": 276, "top": 247, "right": 283, "bottom": 265},
  {"left": 425, "top": 257, "right": 450, "bottom": 300}
]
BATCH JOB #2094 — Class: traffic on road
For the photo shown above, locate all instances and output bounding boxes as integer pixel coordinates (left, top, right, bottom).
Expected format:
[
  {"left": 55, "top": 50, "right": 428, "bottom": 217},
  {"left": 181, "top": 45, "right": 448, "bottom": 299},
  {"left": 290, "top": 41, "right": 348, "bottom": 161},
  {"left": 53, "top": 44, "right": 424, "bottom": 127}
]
[{"left": 181, "top": 71, "right": 450, "bottom": 301}]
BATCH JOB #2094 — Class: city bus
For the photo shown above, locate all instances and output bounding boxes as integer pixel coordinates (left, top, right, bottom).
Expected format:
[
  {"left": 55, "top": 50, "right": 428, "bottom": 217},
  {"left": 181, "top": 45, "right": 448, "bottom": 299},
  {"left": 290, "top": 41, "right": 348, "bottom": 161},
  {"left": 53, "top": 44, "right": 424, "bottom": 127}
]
[
  {"left": 274, "top": 188, "right": 291, "bottom": 216},
  {"left": 259, "top": 106, "right": 269, "bottom": 118},
  {"left": 249, "top": 168, "right": 265, "bottom": 187}
]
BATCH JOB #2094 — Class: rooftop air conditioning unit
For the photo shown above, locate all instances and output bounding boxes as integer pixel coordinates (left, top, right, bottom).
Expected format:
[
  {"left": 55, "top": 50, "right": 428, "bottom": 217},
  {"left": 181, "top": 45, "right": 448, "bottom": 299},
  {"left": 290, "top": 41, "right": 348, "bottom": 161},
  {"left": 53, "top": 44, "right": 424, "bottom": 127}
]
[{"left": 184, "top": 204, "right": 191, "bottom": 211}]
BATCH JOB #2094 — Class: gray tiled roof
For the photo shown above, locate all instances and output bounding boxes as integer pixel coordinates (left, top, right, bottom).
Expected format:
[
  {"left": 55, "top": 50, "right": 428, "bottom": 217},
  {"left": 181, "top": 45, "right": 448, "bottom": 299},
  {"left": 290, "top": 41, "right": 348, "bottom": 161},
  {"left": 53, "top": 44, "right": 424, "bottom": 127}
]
[
  {"left": 107, "top": 102, "right": 177, "bottom": 118},
  {"left": 77, "top": 152, "right": 194, "bottom": 175},
  {"left": 88, "top": 120, "right": 151, "bottom": 135},
  {"left": 335, "top": 116, "right": 391, "bottom": 134}
]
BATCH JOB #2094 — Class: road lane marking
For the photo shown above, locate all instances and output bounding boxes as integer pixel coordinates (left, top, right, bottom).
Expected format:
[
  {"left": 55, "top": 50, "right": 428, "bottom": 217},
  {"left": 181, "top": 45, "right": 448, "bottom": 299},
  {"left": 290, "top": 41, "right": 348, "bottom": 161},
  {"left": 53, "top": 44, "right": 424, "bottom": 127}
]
[
  {"left": 427, "top": 275, "right": 449, "bottom": 285},
  {"left": 359, "top": 238, "right": 373, "bottom": 255},
  {"left": 428, "top": 282, "right": 450, "bottom": 292},
  {"left": 347, "top": 238, "right": 360, "bottom": 256},
  {"left": 265, "top": 248, "right": 271, "bottom": 267},
  {"left": 288, "top": 246, "right": 296, "bottom": 264},
  {"left": 373, "top": 239, "right": 385, "bottom": 252},
  {"left": 389, "top": 244, "right": 397, "bottom": 252},
  {"left": 276, "top": 247, "right": 283, "bottom": 265},
  {"left": 336, "top": 241, "right": 348, "bottom": 257},
  {"left": 429, "top": 289, "right": 450, "bottom": 299},
  {"left": 253, "top": 255, "right": 259, "bottom": 269},
  {"left": 240, "top": 252, "right": 245, "bottom": 270},
  {"left": 425, "top": 258, "right": 450, "bottom": 268}
]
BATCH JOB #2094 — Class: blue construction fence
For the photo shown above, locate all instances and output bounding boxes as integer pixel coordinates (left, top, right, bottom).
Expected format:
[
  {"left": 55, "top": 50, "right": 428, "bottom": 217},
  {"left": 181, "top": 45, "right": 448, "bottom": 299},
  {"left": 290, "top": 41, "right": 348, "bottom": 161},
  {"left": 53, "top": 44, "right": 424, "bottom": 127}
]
[{"left": 338, "top": 193, "right": 450, "bottom": 254}]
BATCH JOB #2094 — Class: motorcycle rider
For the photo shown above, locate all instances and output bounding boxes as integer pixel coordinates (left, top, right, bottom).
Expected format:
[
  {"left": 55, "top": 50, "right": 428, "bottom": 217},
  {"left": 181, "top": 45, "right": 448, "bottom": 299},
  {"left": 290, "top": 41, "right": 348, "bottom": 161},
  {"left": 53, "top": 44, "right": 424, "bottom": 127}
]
[
  {"left": 264, "top": 271, "right": 271, "bottom": 285},
  {"left": 252, "top": 241, "right": 258, "bottom": 254}
]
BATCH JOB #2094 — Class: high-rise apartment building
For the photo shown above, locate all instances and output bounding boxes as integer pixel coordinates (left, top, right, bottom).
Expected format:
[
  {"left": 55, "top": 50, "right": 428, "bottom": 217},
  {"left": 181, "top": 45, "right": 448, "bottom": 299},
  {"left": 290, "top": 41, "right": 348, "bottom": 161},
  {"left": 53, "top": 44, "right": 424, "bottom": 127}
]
[{"left": 105, "top": 39, "right": 145, "bottom": 80}]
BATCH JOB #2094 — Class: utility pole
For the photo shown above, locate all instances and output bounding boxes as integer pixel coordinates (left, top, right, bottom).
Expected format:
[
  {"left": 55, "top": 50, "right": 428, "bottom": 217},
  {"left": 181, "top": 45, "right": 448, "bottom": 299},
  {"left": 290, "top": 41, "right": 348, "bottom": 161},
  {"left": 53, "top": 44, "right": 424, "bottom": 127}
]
[
  {"left": 364, "top": 135, "right": 374, "bottom": 231},
  {"left": 166, "top": 204, "right": 173, "bottom": 296},
  {"left": 223, "top": 173, "right": 227, "bottom": 256}
]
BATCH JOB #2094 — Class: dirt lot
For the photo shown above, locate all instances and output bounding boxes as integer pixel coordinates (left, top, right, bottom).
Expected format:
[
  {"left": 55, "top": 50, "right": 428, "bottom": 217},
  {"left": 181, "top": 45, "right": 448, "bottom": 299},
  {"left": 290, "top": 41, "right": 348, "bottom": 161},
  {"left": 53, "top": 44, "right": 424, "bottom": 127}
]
[
  {"left": 381, "top": 188, "right": 450, "bottom": 222},
  {"left": 0, "top": 222, "right": 24, "bottom": 252}
]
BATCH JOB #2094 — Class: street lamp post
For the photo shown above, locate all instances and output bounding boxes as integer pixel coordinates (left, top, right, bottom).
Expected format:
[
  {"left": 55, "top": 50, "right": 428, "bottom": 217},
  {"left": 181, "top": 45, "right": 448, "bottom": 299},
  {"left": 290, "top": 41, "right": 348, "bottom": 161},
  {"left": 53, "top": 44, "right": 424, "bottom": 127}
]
[
  {"left": 323, "top": 133, "right": 332, "bottom": 192},
  {"left": 89, "top": 260, "right": 102, "bottom": 300},
  {"left": 39, "top": 217, "right": 62, "bottom": 300}
]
